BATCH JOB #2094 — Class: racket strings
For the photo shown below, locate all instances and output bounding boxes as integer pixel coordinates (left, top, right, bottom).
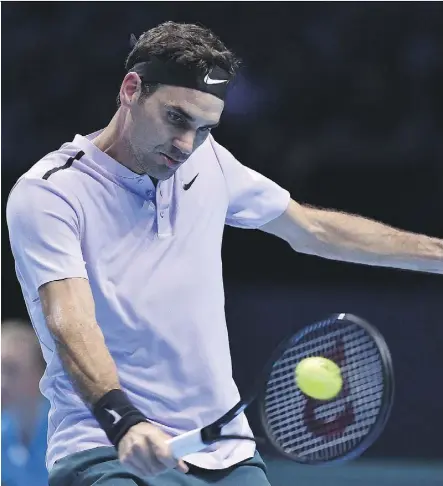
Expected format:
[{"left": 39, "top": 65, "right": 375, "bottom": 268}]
[
  {"left": 263, "top": 321, "right": 385, "bottom": 461},
  {"left": 267, "top": 342, "right": 381, "bottom": 389}
]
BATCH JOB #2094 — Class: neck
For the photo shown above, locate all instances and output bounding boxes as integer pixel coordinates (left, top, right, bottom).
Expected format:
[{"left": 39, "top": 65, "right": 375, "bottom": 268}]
[{"left": 93, "top": 109, "right": 144, "bottom": 175}]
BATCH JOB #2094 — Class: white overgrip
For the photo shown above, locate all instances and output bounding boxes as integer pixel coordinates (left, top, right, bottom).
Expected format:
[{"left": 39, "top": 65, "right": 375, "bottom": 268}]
[{"left": 167, "top": 427, "right": 206, "bottom": 459}]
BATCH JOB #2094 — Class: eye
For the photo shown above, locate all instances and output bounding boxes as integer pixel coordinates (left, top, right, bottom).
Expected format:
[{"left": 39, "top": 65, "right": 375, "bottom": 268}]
[
  {"left": 198, "top": 126, "right": 211, "bottom": 133},
  {"left": 167, "top": 111, "right": 185, "bottom": 125}
]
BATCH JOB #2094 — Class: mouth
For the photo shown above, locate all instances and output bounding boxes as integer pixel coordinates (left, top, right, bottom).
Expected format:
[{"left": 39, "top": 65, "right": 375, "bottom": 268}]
[{"left": 159, "top": 153, "right": 185, "bottom": 169}]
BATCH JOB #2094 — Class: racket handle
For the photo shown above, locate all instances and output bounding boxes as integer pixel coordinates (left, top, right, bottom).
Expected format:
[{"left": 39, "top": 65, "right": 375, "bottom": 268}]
[{"left": 167, "top": 428, "right": 206, "bottom": 459}]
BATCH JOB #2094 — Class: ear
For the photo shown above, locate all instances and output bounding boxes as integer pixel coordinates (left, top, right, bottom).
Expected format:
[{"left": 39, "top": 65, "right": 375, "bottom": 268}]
[{"left": 119, "top": 72, "right": 142, "bottom": 108}]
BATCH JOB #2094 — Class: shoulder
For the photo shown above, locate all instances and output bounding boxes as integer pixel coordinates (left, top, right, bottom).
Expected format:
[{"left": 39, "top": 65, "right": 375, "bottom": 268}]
[
  {"left": 20, "top": 142, "right": 84, "bottom": 181},
  {"left": 8, "top": 143, "right": 87, "bottom": 212},
  {"left": 187, "top": 135, "right": 236, "bottom": 165},
  {"left": 6, "top": 154, "right": 86, "bottom": 239},
  {"left": 206, "top": 134, "right": 235, "bottom": 160},
  {"left": 187, "top": 135, "right": 241, "bottom": 181}
]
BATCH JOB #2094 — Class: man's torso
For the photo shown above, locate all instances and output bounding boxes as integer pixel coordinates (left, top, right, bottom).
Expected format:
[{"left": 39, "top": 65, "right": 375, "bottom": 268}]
[{"left": 13, "top": 132, "right": 255, "bottom": 470}]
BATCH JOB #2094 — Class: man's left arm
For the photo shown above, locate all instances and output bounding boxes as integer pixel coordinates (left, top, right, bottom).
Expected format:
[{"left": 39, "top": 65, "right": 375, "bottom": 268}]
[{"left": 260, "top": 199, "right": 443, "bottom": 274}]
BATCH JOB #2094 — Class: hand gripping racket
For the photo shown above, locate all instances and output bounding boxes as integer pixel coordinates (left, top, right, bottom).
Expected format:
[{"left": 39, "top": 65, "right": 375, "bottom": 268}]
[{"left": 167, "top": 313, "right": 394, "bottom": 465}]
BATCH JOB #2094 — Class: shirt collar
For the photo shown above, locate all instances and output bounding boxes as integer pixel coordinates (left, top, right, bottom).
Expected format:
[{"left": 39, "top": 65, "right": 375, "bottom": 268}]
[
  {"left": 72, "top": 129, "right": 156, "bottom": 195},
  {"left": 73, "top": 130, "right": 144, "bottom": 180}
]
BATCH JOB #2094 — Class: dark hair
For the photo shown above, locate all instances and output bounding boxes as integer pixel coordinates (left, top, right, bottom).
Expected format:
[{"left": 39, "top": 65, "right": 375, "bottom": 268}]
[{"left": 118, "top": 21, "right": 241, "bottom": 105}]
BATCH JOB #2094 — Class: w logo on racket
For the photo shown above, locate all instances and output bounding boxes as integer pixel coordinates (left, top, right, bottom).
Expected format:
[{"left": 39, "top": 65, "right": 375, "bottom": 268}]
[{"left": 303, "top": 338, "right": 356, "bottom": 439}]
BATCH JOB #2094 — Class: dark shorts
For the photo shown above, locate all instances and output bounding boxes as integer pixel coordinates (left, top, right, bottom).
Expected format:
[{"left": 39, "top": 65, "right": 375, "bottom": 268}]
[{"left": 48, "top": 447, "right": 271, "bottom": 486}]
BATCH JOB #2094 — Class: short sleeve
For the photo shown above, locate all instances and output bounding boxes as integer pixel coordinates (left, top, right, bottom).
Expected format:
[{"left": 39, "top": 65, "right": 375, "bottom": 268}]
[
  {"left": 6, "top": 178, "right": 88, "bottom": 296},
  {"left": 209, "top": 136, "right": 290, "bottom": 229}
]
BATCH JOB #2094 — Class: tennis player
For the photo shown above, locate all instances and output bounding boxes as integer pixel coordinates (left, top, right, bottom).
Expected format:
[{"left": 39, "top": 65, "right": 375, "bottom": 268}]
[{"left": 6, "top": 22, "right": 443, "bottom": 486}]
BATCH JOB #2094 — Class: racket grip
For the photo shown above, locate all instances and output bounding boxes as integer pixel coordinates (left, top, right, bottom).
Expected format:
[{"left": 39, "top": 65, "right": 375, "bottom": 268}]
[{"left": 167, "top": 428, "right": 206, "bottom": 459}]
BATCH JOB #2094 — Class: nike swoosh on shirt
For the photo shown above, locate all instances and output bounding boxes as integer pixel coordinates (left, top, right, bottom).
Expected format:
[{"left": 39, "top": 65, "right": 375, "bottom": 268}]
[
  {"left": 203, "top": 74, "right": 228, "bottom": 85},
  {"left": 183, "top": 173, "right": 199, "bottom": 190}
]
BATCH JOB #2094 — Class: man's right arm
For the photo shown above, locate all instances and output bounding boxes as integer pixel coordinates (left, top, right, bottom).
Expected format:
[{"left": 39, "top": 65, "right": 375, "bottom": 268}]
[
  {"left": 39, "top": 277, "right": 120, "bottom": 407},
  {"left": 39, "top": 277, "right": 188, "bottom": 476}
]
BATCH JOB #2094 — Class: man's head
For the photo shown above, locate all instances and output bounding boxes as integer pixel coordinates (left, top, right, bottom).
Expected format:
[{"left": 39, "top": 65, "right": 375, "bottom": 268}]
[
  {"left": 116, "top": 22, "right": 240, "bottom": 180},
  {"left": 1, "top": 319, "right": 45, "bottom": 411}
]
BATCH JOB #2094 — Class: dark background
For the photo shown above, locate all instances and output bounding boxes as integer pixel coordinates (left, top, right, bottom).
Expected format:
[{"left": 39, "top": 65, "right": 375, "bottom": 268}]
[{"left": 2, "top": 1, "right": 442, "bottom": 466}]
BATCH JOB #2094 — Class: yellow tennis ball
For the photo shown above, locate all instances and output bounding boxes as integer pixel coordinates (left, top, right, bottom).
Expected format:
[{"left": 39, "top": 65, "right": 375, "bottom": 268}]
[{"left": 295, "top": 357, "right": 343, "bottom": 400}]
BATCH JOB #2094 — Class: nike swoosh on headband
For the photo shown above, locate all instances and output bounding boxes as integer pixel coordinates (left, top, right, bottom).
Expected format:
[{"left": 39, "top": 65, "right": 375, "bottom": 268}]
[{"left": 203, "top": 73, "right": 229, "bottom": 85}]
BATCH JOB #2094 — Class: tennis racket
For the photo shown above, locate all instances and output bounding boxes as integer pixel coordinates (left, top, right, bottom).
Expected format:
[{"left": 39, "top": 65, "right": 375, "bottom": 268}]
[{"left": 167, "top": 313, "right": 394, "bottom": 465}]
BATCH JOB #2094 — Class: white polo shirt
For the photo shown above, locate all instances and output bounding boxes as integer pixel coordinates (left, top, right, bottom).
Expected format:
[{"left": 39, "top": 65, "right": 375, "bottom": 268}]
[{"left": 6, "top": 130, "right": 290, "bottom": 471}]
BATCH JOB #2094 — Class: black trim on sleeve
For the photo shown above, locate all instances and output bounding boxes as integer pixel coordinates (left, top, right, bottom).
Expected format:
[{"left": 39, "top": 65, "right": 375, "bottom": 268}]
[{"left": 42, "top": 150, "right": 85, "bottom": 180}]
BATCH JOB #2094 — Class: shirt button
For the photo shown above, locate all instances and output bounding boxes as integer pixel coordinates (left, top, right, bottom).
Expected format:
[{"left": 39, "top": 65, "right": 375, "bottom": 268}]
[
  {"left": 159, "top": 189, "right": 163, "bottom": 197},
  {"left": 147, "top": 191, "right": 153, "bottom": 197},
  {"left": 160, "top": 211, "right": 164, "bottom": 218}
]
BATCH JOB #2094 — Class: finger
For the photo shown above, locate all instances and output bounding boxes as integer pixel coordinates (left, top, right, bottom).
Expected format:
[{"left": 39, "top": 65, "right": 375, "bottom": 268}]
[
  {"left": 175, "top": 460, "right": 189, "bottom": 474},
  {"left": 154, "top": 442, "right": 180, "bottom": 470},
  {"left": 149, "top": 453, "right": 171, "bottom": 476},
  {"left": 122, "top": 447, "right": 166, "bottom": 477},
  {"left": 146, "top": 439, "right": 177, "bottom": 474},
  {"left": 141, "top": 448, "right": 170, "bottom": 476}
]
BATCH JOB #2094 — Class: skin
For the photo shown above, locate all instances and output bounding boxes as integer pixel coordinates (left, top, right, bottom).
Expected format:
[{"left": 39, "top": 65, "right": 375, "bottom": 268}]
[
  {"left": 1, "top": 322, "right": 45, "bottom": 446},
  {"left": 93, "top": 72, "right": 224, "bottom": 180}
]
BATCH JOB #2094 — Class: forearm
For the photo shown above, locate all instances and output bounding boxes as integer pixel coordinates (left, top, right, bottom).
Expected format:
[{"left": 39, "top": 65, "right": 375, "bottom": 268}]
[
  {"left": 301, "top": 206, "right": 443, "bottom": 273},
  {"left": 50, "top": 318, "right": 120, "bottom": 407},
  {"left": 46, "top": 306, "right": 149, "bottom": 448},
  {"left": 40, "top": 279, "right": 120, "bottom": 407}
]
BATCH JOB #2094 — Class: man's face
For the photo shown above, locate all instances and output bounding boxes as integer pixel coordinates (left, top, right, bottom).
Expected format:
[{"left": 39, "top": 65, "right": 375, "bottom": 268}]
[
  {"left": 126, "top": 85, "right": 224, "bottom": 180},
  {"left": 1, "top": 328, "right": 43, "bottom": 410}
]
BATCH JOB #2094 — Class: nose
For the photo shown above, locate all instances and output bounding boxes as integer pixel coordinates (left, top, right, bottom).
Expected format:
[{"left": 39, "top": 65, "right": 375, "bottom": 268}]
[{"left": 172, "top": 130, "right": 195, "bottom": 156}]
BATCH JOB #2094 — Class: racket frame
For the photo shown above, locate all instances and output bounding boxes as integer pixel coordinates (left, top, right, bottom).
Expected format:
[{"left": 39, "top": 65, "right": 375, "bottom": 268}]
[{"left": 258, "top": 313, "right": 395, "bottom": 464}]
